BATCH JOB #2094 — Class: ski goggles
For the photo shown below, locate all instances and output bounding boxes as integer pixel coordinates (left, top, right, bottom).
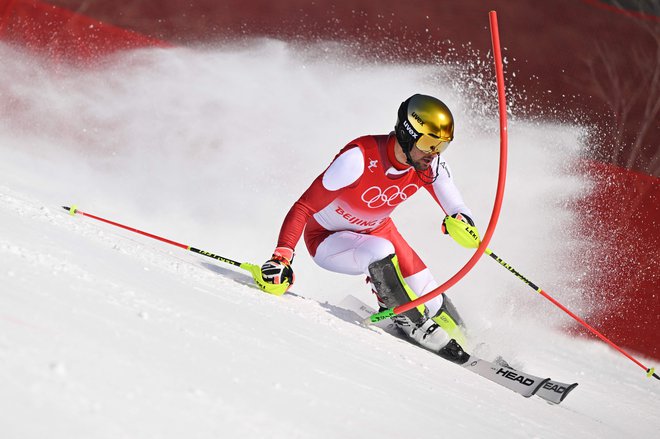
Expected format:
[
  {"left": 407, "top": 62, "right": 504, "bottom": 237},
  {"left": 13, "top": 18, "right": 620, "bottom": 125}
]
[{"left": 415, "top": 135, "right": 451, "bottom": 155}]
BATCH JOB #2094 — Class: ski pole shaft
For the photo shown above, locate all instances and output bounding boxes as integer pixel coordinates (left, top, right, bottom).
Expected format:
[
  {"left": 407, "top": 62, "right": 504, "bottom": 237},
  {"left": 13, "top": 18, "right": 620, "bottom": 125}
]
[
  {"left": 485, "top": 248, "right": 658, "bottom": 381},
  {"left": 63, "top": 205, "right": 241, "bottom": 265},
  {"left": 62, "top": 205, "right": 288, "bottom": 296}
]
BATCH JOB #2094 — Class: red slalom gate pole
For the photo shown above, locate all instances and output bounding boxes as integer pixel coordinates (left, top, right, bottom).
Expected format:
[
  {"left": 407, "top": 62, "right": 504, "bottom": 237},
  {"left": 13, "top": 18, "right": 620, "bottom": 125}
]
[{"left": 368, "top": 10, "right": 508, "bottom": 322}]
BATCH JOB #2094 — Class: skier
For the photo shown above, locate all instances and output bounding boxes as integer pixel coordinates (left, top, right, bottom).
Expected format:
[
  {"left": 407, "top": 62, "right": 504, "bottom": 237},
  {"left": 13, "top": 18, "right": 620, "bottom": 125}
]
[{"left": 260, "top": 94, "right": 476, "bottom": 363}]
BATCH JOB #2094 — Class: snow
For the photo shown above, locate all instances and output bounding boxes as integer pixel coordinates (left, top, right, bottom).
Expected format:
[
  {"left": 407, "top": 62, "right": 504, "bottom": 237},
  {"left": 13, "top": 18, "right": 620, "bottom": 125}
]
[{"left": 1, "top": 41, "right": 658, "bottom": 438}]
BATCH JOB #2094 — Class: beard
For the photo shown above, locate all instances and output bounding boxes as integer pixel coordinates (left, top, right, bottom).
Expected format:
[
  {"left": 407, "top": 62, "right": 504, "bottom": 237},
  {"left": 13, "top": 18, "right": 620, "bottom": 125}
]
[
  {"left": 411, "top": 156, "right": 440, "bottom": 184},
  {"left": 410, "top": 156, "right": 434, "bottom": 171}
]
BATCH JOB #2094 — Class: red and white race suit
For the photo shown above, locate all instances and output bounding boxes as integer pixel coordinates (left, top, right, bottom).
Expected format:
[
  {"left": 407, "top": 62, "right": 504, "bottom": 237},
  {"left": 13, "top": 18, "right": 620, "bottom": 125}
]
[{"left": 275, "top": 134, "right": 472, "bottom": 314}]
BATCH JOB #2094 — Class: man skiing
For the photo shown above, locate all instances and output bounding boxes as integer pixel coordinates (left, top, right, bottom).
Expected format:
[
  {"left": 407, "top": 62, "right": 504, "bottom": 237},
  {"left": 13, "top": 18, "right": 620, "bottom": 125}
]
[{"left": 259, "top": 94, "right": 476, "bottom": 363}]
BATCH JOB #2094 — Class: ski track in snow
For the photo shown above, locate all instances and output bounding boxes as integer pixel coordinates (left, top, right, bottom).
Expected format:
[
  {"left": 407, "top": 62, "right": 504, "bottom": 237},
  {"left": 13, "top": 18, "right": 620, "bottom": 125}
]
[{"left": 1, "top": 42, "right": 658, "bottom": 438}]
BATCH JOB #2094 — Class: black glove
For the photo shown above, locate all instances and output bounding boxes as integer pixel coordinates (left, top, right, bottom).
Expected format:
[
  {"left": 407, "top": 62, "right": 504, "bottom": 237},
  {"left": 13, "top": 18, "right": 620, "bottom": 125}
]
[
  {"left": 441, "top": 213, "right": 474, "bottom": 234},
  {"left": 261, "top": 247, "right": 295, "bottom": 285}
]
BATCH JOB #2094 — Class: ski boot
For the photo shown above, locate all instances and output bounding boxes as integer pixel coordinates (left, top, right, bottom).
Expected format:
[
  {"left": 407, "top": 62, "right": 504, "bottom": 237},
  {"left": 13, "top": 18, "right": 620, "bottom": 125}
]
[
  {"left": 368, "top": 254, "right": 470, "bottom": 363},
  {"left": 429, "top": 294, "right": 467, "bottom": 348}
]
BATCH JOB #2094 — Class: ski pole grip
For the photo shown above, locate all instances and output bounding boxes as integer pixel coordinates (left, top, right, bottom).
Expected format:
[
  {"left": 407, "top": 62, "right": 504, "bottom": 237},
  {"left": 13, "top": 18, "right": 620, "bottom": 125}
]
[
  {"left": 444, "top": 215, "right": 481, "bottom": 249},
  {"left": 240, "top": 262, "right": 289, "bottom": 296}
]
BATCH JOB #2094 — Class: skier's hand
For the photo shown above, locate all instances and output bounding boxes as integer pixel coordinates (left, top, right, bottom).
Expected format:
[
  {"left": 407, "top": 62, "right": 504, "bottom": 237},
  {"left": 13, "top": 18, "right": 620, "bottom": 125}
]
[
  {"left": 442, "top": 213, "right": 480, "bottom": 249},
  {"left": 260, "top": 247, "right": 295, "bottom": 286},
  {"left": 441, "top": 213, "right": 474, "bottom": 234}
]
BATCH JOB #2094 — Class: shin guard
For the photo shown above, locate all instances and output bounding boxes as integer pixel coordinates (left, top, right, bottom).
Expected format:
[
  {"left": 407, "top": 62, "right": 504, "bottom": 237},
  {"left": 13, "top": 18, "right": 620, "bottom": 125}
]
[{"left": 368, "top": 254, "right": 426, "bottom": 325}]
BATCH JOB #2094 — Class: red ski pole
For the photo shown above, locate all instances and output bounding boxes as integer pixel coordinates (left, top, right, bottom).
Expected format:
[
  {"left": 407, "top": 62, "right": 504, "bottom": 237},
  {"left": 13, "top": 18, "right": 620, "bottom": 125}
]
[
  {"left": 440, "top": 215, "right": 658, "bottom": 381},
  {"left": 485, "top": 247, "right": 658, "bottom": 381},
  {"left": 62, "top": 205, "right": 289, "bottom": 296}
]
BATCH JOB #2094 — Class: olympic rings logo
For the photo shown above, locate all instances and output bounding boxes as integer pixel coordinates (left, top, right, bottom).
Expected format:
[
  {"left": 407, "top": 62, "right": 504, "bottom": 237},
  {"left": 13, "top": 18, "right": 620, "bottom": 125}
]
[{"left": 361, "top": 184, "right": 419, "bottom": 208}]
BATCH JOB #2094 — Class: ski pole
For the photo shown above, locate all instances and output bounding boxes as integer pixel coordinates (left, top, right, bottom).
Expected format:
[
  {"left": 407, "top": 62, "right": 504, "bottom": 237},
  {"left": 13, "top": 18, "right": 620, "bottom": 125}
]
[
  {"left": 443, "top": 216, "right": 659, "bottom": 381},
  {"left": 485, "top": 247, "right": 658, "bottom": 380},
  {"left": 62, "top": 205, "right": 288, "bottom": 296}
]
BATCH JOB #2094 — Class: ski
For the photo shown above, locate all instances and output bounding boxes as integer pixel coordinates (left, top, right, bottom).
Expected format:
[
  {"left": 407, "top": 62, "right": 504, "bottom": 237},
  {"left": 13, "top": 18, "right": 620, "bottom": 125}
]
[
  {"left": 340, "top": 294, "right": 578, "bottom": 404},
  {"left": 492, "top": 357, "right": 579, "bottom": 404},
  {"left": 462, "top": 357, "right": 549, "bottom": 398},
  {"left": 534, "top": 377, "right": 579, "bottom": 404}
]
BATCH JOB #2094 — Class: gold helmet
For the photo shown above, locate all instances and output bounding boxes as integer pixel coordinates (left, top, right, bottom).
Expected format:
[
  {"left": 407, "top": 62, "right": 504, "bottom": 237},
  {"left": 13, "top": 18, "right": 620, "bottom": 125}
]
[{"left": 395, "top": 94, "right": 454, "bottom": 155}]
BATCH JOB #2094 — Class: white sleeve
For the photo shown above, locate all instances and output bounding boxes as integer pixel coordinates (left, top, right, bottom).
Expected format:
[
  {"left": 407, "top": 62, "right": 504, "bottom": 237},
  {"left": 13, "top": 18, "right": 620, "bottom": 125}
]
[
  {"left": 430, "top": 155, "right": 472, "bottom": 217},
  {"left": 322, "top": 147, "right": 364, "bottom": 191}
]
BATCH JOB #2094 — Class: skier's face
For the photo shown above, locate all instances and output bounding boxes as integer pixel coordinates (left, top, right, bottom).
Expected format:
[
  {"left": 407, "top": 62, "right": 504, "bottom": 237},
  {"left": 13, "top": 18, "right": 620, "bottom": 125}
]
[{"left": 409, "top": 144, "right": 439, "bottom": 170}]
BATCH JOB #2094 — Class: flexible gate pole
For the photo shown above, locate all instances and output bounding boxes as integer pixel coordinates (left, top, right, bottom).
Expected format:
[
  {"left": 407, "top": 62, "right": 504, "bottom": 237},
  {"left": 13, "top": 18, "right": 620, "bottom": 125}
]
[{"left": 368, "top": 10, "right": 508, "bottom": 323}]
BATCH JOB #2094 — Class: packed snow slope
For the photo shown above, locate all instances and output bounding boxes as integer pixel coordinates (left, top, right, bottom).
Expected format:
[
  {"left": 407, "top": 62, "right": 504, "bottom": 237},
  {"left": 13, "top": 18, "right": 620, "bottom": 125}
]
[{"left": 1, "top": 41, "right": 658, "bottom": 438}]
